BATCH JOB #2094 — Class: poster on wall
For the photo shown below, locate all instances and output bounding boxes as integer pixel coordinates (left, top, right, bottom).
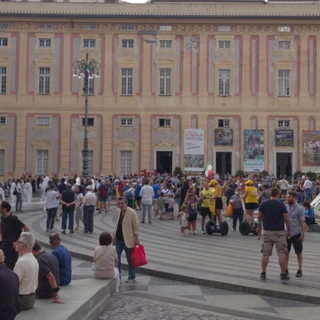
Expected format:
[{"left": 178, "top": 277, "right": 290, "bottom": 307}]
[
  {"left": 244, "top": 129, "right": 264, "bottom": 172},
  {"left": 302, "top": 131, "right": 320, "bottom": 172},
  {"left": 184, "top": 129, "right": 204, "bottom": 171},
  {"left": 215, "top": 129, "right": 233, "bottom": 146},
  {"left": 275, "top": 130, "right": 294, "bottom": 146}
]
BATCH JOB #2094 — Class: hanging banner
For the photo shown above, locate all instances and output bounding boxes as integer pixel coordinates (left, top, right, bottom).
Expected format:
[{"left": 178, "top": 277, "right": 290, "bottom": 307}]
[
  {"left": 275, "top": 130, "right": 294, "bottom": 147},
  {"left": 244, "top": 129, "right": 264, "bottom": 172},
  {"left": 302, "top": 131, "right": 320, "bottom": 172},
  {"left": 184, "top": 129, "right": 204, "bottom": 171},
  {"left": 215, "top": 129, "right": 233, "bottom": 146}
]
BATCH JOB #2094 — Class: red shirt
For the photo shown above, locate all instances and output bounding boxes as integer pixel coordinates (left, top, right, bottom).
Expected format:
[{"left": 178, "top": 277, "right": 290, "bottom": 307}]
[{"left": 118, "top": 184, "right": 124, "bottom": 197}]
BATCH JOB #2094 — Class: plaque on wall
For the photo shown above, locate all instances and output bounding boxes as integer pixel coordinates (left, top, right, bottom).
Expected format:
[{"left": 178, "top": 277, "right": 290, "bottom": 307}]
[
  {"left": 275, "top": 130, "right": 294, "bottom": 147},
  {"left": 215, "top": 129, "right": 233, "bottom": 146}
]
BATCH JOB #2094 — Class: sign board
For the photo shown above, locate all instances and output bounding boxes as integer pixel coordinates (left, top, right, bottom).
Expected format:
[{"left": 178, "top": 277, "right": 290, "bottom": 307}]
[
  {"left": 275, "top": 129, "right": 294, "bottom": 146},
  {"left": 184, "top": 129, "right": 204, "bottom": 172},
  {"left": 302, "top": 130, "right": 320, "bottom": 172},
  {"left": 244, "top": 129, "right": 264, "bottom": 172},
  {"left": 215, "top": 129, "right": 233, "bottom": 146}
]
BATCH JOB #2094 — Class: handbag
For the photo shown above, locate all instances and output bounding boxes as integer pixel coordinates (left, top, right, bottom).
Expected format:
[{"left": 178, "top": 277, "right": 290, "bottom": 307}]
[
  {"left": 226, "top": 203, "right": 233, "bottom": 217},
  {"left": 131, "top": 244, "right": 148, "bottom": 267}
]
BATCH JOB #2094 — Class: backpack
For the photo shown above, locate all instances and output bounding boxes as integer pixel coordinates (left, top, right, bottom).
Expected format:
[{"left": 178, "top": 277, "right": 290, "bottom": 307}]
[
  {"left": 125, "top": 189, "right": 133, "bottom": 201},
  {"left": 175, "top": 188, "right": 181, "bottom": 199},
  {"left": 13, "top": 187, "right": 17, "bottom": 196},
  {"left": 100, "top": 186, "right": 108, "bottom": 198}
]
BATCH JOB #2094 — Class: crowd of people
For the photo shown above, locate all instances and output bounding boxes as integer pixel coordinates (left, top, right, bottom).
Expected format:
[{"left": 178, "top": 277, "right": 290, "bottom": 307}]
[{"left": 0, "top": 171, "right": 319, "bottom": 319}]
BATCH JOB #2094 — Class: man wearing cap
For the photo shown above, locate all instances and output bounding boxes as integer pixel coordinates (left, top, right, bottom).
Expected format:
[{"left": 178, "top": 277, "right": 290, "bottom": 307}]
[
  {"left": 83, "top": 186, "right": 96, "bottom": 233},
  {"left": 13, "top": 232, "right": 39, "bottom": 311}
]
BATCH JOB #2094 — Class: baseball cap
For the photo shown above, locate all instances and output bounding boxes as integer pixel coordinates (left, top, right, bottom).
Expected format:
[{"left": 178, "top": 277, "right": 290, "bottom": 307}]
[
  {"left": 245, "top": 180, "right": 254, "bottom": 185},
  {"left": 208, "top": 180, "right": 218, "bottom": 186}
]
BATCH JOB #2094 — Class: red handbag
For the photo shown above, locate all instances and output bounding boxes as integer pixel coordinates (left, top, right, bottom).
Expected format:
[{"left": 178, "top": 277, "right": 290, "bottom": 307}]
[{"left": 131, "top": 244, "right": 148, "bottom": 267}]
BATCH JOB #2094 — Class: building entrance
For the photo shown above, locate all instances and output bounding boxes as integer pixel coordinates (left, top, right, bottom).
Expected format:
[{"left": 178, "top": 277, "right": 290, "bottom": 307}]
[
  {"left": 156, "top": 151, "right": 173, "bottom": 174},
  {"left": 276, "top": 153, "right": 292, "bottom": 177},
  {"left": 216, "top": 152, "right": 232, "bottom": 175}
]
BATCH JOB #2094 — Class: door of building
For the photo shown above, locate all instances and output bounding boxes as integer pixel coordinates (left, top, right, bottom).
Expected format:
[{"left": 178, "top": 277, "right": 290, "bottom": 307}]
[
  {"left": 156, "top": 151, "right": 173, "bottom": 174},
  {"left": 216, "top": 152, "right": 232, "bottom": 175},
  {"left": 276, "top": 152, "right": 292, "bottom": 177}
]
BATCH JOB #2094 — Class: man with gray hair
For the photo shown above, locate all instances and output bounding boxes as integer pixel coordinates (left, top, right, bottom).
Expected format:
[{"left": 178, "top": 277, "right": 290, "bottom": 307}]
[
  {"left": 60, "top": 184, "right": 76, "bottom": 235},
  {"left": 13, "top": 232, "right": 39, "bottom": 311}
]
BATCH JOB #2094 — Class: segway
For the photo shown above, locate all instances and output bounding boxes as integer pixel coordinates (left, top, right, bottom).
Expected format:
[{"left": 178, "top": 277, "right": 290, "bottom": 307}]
[
  {"left": 239, "top": 220, "right": 258, "bottom": 236},
  {"left": 205, "top": 220, "right": 229, "bottom": 236}
]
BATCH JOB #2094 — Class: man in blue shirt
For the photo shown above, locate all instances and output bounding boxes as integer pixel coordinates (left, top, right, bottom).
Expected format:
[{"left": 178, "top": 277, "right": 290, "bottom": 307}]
[
  {"left": 49, "top": 233, "right": 72, "bottom": 286},
  {"left": 152, "top": 180, "right": 161, "bottom": 217},
  {"left": 134, "top": 181, "right": 142, "bottom": 210}
]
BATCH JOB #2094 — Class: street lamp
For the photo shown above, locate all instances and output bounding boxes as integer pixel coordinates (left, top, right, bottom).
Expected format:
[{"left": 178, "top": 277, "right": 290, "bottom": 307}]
[{"left": 73, "top": 53, "right": 101, "bottom": 179}]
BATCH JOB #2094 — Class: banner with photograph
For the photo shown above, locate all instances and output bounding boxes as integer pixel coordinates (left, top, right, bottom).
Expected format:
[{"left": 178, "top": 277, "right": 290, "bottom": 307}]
[
  {"left": 215, "top": 129, "right": 233, "bottom": 146},
  {"left": 244, "top": 129, "right": 264, "bottom": 172},
  {"left": 184, "top": 129, "right": 204, "bottom": 172},
  {"left": 302, "top": 131, "right": 320, "bottom": 172},
  {"left": 275, "top": 130, "right": 294, "bottom": 146}
]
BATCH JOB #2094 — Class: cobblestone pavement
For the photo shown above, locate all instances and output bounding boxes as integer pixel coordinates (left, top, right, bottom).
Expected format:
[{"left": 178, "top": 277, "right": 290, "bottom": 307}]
[{"left": 100, "top": 295, "right": 251, "bottom": 320}]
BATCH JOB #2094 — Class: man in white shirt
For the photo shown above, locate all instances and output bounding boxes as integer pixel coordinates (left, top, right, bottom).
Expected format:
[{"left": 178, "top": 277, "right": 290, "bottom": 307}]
[
  {"left": 83, "top": 186, "right": 97, "bottom": 233},
  {"left": 13, "top": 232, "right": 39, "bottom": 311},
  {"left": 279, "top": 177, "right": 288, "bottom": 196},
  {"left": 303, "top": 177, "right": 313, "bottom": 202},
  {"left": 15, "top": 179, "right": 23, "bottom": 212},
  {"left": 140, "top": 180, "right": 154, "bottom": 223}
]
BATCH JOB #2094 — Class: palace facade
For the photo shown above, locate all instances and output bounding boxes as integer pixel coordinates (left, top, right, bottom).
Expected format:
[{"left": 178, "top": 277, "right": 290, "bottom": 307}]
[{"left": 0, "top": 1, "right": 320, "bottom": 177}]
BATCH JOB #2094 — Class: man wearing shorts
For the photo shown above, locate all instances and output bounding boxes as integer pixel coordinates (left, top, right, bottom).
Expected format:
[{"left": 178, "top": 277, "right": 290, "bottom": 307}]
[
  {"left": 200, "top": 181, "right": 213, "bottom": 234},
  {"left": 285, "top": 191, "right": 305, "bottom": 277},
  {"left": 256, "top": 188, "right": 292, "bottom": 281}
]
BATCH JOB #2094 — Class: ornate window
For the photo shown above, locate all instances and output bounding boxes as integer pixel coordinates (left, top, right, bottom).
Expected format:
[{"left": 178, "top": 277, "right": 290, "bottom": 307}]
[
  {"left": 278, "top": 41, "right": 290, "bottom": 50},
  {"left": 218, "top": 26, "right": 231, "bottom": 31},
  {"left": 219, "top": 41, "right": 231, "bottom": 49},
  {"left": 278, "top": 70, "right": 290, "bottom": 97},
  {"left": 0, "top": 117, "right": 5, "bottom": 125},
  {"left": 120, "top": 118, "right": 133, "bottom": 127},
  {"left": 82, "top": 118, "right": 94, "bottom": 126},
  {"left": 121, "top": 25, "right": 134, "bottom": 30},
  {"left": 120, "top": 151, "right": 132, "bottom": 175},
  {"left": 38, "top": 24, "right": 51, "bottom": 29},
  {"left": 0, "top": 38, "right": 8, "bottom": 47},
  {"left": 218, "top": 70, "right": 230, "bottom": 96},
  {"left": 83, "top": 39, "right": 96, "bottom": 48},
  {"left": 37, "top": 117, "right": 50, "bottom": 126},
  {"left": 159, "top": 69, "right": 171, "bottom": 96},
  {"left": 38, "top": 67, "right": 50, "bottom": 94},
  {"left": 121, "top": 68, "right": 133, "bottom": 95},
  {"left": 159, "top": 26, "right": 172, "bottom": 31},
  {"left": 160, "top": 40, "right": 172, "bottom": 49},
  {"left": 83, "top": 25, "right": 96, "bottom": 30},
  {"left": 159, "top": 118, "right": 171, "bottom": 127},
  {"left": 39, "top": 39, "right": 51, "bottom": 48},
  {"left": 218, "top": 119, "right": 230, "bottom": 128},
  {"left": 0, "top": 67, "right": 6, "bottom": 94},
  {"left": 121, "top": 40, "right": 134, "bottom": 49},
  {"left": 278, "top": 26, "right": 291, "bottom": 32},
  {"left": 278, "top": 120, "right": 290, "bottom": 128},
  {"left": 36, "top": 150, "right": 48, "bottom": 175}
]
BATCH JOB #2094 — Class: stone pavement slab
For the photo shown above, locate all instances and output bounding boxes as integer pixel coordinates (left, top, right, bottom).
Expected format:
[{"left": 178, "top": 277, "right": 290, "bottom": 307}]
[{"left": 16, "top": 204, "right": 320, "bottom": 305}]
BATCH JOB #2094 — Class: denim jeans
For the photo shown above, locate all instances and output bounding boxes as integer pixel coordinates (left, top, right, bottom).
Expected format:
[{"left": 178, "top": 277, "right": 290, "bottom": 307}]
[
  {"left": 305, "top": 188, "right": 312, "bottom": 202},
  {"left": 115, "top": 240, "right": 135, "bottom": 280},
  {"left": 46, "top": 207, "right": 57, "bottom": 230},
  {"left": 165, "top": 203, "right": 169, "bottom": 215},
  {"left": 62, "top": 210, "right": 74, "bottom": 230}
]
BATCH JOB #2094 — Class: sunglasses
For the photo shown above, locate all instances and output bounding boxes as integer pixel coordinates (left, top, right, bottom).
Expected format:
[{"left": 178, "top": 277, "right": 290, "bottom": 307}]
[{"left": 15, "top": 240, "right": 26, "bottom": 246}]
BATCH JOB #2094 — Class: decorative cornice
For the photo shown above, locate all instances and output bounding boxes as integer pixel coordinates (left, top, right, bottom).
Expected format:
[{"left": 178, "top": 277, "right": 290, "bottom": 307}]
[{"left": 2, "top": 3, "right": 320, "bottom": 19}]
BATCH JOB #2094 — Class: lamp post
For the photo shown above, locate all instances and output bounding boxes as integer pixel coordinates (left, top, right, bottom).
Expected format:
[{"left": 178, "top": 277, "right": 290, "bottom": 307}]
[{"left": 73, "top": 53, "right": 101, "bottom": 179}]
